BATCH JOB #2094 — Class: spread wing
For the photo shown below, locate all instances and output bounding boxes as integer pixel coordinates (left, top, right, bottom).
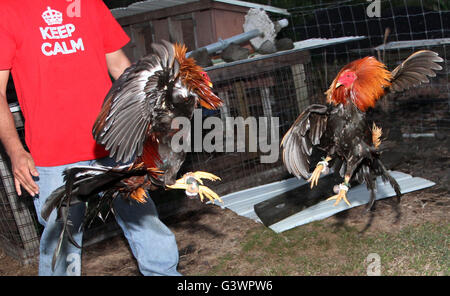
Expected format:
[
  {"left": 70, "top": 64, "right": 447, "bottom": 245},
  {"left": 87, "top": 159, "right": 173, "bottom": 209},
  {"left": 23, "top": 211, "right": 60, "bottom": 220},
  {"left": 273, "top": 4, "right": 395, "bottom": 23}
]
[
  {"left": 93, "top": 41, "right": 180, "bottom": 163},
  {"left": 389, "top": 50, "right": 443, "bottom": 93},
  {"left": 281, "top": 104, "right": 329, "bottom": 180}
]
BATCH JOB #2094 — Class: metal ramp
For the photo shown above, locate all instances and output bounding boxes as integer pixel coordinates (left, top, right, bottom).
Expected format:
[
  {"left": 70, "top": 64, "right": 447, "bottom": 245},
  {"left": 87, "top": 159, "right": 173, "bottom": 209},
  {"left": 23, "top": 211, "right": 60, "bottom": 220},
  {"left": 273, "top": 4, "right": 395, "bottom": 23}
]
[{"left": 210, "top": 171, "right": 435, "bottom": 233}]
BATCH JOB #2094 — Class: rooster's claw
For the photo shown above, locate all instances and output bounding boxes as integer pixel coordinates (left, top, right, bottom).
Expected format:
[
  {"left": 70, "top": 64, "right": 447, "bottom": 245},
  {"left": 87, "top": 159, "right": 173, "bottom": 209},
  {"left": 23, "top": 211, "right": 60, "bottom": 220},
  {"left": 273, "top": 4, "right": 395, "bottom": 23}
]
[{"left": 166, "top": 171, "right": 222, "bottom": 203}]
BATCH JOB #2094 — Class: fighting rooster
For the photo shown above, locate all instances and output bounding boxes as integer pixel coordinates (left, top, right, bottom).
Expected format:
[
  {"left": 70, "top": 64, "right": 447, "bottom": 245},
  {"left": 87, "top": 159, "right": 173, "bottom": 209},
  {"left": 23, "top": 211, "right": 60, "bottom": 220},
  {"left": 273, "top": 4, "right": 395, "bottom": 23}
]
[
  {"left": 41, "top": 41, "right": 223, "bottom": 268},
  {"left": 282, "top": 50, "right": 442, "bottom": 209}
]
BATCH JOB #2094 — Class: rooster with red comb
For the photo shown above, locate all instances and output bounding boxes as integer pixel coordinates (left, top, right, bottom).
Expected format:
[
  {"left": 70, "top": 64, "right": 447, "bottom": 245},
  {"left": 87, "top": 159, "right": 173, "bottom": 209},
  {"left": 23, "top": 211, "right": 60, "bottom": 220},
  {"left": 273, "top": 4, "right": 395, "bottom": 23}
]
[
  {"left": 282, "top": 50, "right": 443, "bottom": 209},
  {"left": 41, "top": 41, "right": 223, "bottom": 269}
]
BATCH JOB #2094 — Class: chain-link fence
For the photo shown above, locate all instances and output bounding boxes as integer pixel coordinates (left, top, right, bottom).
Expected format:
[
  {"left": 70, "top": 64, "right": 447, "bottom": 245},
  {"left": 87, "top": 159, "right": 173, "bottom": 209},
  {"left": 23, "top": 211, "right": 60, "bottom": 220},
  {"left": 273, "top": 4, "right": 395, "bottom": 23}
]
[{"left": 0, "top": 109, "right": 41, "bottom": 264}]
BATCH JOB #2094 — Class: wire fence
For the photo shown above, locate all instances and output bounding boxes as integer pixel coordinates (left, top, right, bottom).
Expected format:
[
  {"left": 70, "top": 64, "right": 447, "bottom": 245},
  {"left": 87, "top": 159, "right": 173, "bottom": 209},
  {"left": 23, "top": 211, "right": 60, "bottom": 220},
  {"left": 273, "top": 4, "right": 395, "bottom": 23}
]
[
  {"left": 278, "top": 0, "right": 449, "bottom": 94},
  {"left": 0, "top": 111, "right": 41, "bottom": 264}
]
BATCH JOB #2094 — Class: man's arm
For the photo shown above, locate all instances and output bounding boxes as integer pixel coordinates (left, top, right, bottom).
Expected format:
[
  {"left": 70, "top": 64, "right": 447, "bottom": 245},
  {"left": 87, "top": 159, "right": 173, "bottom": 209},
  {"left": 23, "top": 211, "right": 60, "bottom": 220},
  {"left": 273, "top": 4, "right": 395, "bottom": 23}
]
[
  {"left": 105, "top": 49, "right": 131, "bottom": 80},
  {"left": 0, "top": 70, "right": 39, "bottom": 196}
]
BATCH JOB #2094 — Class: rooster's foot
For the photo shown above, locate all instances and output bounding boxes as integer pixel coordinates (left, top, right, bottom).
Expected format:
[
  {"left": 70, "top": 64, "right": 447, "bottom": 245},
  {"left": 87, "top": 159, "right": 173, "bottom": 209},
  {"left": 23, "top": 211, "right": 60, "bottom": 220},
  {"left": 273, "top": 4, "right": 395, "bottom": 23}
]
[
  {"left": 308, "top": 157, "right": 331, "bottom": 188},
  {"left": 326, "top": 183, "right": 351, "bottom": 207},
  {"left": 166, "top": 171, "right": 222, "bottom": 203}
]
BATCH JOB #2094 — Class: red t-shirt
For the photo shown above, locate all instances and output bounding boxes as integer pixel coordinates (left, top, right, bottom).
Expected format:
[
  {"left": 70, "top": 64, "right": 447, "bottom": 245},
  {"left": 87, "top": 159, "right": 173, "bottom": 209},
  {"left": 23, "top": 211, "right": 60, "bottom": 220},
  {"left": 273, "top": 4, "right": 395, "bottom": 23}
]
[{"left": 0, "top": 0, "right": 130, "bottom": 166}]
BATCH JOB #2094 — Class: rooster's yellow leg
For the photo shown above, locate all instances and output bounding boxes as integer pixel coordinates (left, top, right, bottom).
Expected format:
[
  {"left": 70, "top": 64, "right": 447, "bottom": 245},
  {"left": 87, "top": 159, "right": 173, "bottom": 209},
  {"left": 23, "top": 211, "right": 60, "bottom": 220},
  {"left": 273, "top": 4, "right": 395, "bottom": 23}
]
[
  {"left": 308, "top": 156, "right": 332, "bottom": 188},
  {"left": 166, "top": 171, "right": 222, "bottom": 204},
  {"left": 326, "top": 175, "right": 352, "bottom": 207},
  {"left": 198, "top": 185, "right": 223, "bottom": 203}
]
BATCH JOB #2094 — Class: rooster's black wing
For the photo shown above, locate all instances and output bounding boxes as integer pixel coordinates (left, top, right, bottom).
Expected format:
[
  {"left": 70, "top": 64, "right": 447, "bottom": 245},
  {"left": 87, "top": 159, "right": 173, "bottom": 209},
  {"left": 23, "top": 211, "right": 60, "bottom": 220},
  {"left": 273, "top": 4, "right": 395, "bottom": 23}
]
[
  {"left": 93, "top": 40, "right": 180, "bottom": 163},
  {"left": 281, "top": 104, "right": 329, "bottom": 180}
]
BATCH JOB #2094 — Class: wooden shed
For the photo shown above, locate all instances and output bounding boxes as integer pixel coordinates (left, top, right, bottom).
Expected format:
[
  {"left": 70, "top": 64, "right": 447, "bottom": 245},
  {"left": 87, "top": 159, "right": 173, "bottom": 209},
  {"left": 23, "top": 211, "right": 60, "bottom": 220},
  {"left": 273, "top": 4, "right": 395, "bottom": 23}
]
[{"left": 111, "top": 0, "right": 289, "bottom": 61}]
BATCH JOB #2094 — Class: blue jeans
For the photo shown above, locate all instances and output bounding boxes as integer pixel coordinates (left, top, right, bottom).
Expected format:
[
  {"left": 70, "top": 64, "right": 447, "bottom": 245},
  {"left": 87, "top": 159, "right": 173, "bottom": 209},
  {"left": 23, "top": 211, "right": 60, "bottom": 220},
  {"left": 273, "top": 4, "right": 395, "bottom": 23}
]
[{"left": 33, "top": 157, "right": 181, "bottom": 276}]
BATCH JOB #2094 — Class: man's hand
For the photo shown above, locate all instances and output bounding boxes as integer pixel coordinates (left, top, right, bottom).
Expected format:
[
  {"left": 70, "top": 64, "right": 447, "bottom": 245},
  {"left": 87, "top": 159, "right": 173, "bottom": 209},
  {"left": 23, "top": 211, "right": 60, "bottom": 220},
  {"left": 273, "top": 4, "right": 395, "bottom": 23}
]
[
  {"left": 0, "top": 70, "right": 39, "bottom": 196},
  {"left": 9, "top": 149, "right": 39, "bottom": 196}
]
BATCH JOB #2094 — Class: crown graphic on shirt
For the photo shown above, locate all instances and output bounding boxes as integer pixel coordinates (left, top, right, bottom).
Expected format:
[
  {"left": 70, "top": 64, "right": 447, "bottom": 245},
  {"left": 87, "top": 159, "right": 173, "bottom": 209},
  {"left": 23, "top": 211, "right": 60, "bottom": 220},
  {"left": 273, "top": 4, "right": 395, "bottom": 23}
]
[{"left": 42, "top": 7, "right": 63, "bottom": 26}]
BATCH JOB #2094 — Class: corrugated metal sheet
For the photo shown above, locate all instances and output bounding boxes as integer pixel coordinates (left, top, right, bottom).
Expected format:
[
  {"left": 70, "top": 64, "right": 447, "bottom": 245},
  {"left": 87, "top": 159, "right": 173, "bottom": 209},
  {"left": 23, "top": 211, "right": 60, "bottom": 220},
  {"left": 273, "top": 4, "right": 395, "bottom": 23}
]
[
  {"left": 128, "top": 0, "right": 197, "bottom": 11},
  {"left": 215, "top": 0, "right": 290, "bottom": 15},
  {"left": 210, "top": 171, "right": 435, "bottom": 232},
  {"left": 215, "top": 177, "right": 307, "bottom": 220},
  {"left": 110, "top": 7, "right": 135, "bottom": 19},
  {"left": 110, "top": 0, "right": 197, "bottom": 18},
  {"left": 110, "top": 0, "right": 289, "bottom": 19},
  {"left": 292, "top": 36, "right": 367, "bottom": 51},
  {"left": 375, "top": 38, "right": 450, "bottom": 51}
]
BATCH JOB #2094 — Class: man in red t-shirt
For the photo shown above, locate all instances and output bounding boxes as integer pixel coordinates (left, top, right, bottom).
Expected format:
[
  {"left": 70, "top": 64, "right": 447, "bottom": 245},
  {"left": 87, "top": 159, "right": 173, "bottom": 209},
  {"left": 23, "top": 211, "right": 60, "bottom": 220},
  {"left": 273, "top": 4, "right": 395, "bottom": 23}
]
[{"left": 0, "top": 0, "right": 180, "bottom": 275}]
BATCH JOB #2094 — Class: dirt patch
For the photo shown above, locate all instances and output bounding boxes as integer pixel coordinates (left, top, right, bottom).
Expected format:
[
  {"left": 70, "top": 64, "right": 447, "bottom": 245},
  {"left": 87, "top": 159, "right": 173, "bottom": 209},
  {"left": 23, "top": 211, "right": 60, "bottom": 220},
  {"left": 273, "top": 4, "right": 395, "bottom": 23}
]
[
  {"left": 0, "top": 248, "right": 37, "bottom": 276},
  {"left": 81, "top": 202, "right": 260, "bottom": 276}
]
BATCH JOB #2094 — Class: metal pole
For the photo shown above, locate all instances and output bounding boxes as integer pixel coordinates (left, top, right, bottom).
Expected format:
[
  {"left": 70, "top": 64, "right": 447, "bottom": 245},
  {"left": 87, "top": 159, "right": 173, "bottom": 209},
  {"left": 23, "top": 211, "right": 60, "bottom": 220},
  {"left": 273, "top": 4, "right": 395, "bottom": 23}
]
[{"left": 186, "top": 19, "right": 288, "bottom": 58}]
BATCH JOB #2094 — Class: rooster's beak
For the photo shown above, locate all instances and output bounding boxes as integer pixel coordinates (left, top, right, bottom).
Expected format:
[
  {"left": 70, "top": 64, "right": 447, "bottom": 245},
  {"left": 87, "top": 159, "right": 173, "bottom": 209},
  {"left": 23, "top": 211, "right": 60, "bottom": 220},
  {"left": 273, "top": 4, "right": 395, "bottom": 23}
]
[{"left": 335, "top": 82, "right": 343, "bottom": 88}]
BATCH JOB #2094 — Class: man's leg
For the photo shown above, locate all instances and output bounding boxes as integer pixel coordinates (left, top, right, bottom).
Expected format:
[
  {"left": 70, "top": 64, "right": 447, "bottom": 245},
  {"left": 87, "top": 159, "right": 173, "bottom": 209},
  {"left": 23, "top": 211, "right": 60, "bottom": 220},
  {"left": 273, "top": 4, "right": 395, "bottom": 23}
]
[
  {"left": 112, "top": 197, "right": 181, "bottom": 276},
  {"left": 33, "top": 162, "right": 89, "bottom": 276},
  {"left": 92, "top": 157, "right": 181, "bottom": 276}
]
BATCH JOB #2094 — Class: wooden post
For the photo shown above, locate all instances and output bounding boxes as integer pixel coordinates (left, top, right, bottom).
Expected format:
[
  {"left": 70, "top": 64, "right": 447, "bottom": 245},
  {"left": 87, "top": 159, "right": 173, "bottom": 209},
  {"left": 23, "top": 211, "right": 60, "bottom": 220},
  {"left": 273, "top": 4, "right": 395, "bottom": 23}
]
[
  {"left": 291, "top": 63, "right": 309, "bottom": 113},
  {"left": 233, "top": 81, "right": 249, "bottom": 118}
]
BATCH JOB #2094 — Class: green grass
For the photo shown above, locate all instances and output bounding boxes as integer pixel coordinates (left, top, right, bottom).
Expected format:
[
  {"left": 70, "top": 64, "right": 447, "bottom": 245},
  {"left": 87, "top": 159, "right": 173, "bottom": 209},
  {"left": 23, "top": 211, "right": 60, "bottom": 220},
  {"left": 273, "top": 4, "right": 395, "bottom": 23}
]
[{"left": 203, "top": 221, "right": 449, "bottom": 276}]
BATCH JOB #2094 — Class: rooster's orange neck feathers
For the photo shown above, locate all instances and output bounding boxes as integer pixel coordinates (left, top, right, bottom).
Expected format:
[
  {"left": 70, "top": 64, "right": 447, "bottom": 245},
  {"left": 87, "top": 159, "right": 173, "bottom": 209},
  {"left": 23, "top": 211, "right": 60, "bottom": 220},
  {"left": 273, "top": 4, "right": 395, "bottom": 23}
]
[
  {"left": 174, "top": 44, "right": 222, "bottom": 110},
  {"left": 326, "top": 56, "right": 392, "bottom": 112}
]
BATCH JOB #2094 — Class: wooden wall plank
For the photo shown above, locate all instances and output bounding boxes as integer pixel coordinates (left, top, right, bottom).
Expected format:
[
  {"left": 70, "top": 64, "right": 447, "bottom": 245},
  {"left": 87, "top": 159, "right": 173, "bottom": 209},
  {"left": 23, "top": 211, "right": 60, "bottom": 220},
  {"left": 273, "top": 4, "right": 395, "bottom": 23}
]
[{"left": 153, "top": 18, "right": 171, "bottom": 44}]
